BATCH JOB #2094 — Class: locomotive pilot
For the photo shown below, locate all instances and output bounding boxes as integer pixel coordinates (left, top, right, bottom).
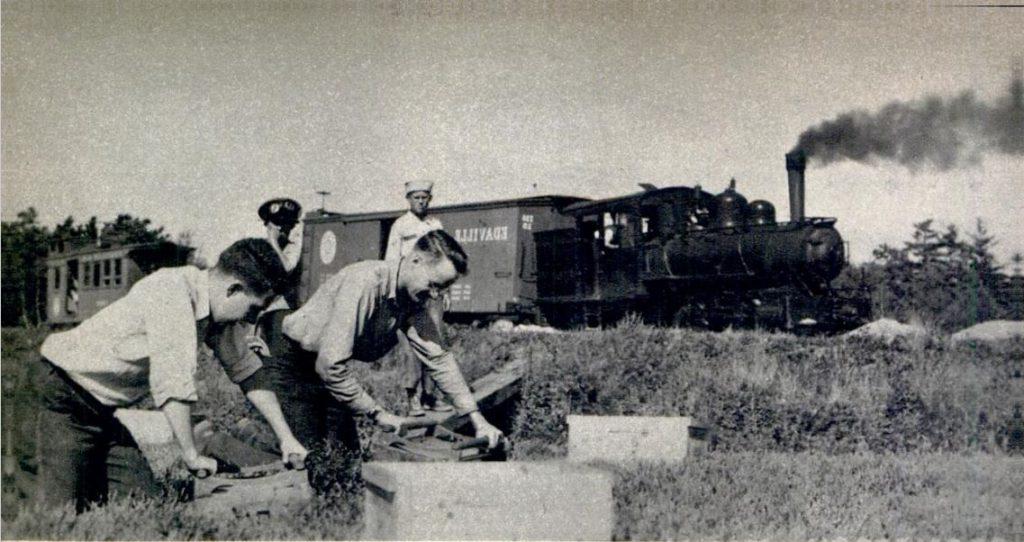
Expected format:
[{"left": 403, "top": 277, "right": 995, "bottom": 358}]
[
  {"left": 253, "top": 230, "right": 504, "bottom": 466},
  {"left": 35, "top": 238, "right": 308, "bottom": 512},
  {"left": 385, "top": 180, "right": 451, "bottom": 417}
]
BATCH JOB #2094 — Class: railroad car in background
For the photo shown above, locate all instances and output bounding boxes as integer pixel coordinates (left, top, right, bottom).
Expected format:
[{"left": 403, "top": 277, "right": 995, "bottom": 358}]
[
  {"left": 298, "top": 196, "right": 584, "bottom": 323},
  {"left": 299, "top": 152, "right": 869, "bottom": 332},
  {"left": 45, "top": 238, "right": 194, "bottom": 327}
]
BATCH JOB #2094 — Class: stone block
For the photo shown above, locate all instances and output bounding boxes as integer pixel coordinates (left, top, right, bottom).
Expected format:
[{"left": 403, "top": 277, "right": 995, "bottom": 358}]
[
  {"left": 567, "top": 415, "right": 705, "bottom": 462},
  {"left": 362, "top": 462, "right": 614, "bottom": 540}
]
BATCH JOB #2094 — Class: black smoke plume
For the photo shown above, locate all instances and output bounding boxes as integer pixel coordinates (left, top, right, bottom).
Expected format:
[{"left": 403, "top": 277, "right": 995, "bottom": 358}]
[{"left": 793, "top": 69, "right": 1023, "bottom": 171}]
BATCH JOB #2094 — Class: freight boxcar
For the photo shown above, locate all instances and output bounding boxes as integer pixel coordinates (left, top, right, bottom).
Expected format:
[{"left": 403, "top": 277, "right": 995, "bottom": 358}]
[
  {"left": 298, "top": 196, "right": 585, "bottom": 322},
  {"left": 45, "top": 240, "right": 194, "bottom": 326}
]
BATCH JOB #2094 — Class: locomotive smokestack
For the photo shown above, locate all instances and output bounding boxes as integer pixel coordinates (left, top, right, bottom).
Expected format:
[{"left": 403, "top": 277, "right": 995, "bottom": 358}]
[{"left": 785, "top": 150, "right": 806, "bottom": 222}]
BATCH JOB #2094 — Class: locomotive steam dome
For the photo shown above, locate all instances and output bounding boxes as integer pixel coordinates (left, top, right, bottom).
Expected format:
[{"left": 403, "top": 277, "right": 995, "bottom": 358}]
[
  {"left": 748, "top": 200, "right": 776, "bottom": 225},
  {"left": 713, "top": 179, "right": 749, "bottom": 228}
]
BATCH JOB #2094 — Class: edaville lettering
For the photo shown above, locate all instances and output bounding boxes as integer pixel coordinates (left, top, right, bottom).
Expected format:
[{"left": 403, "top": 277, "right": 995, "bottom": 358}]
[{"left": 453, "top": 226, "right": 510, "bottom": 243}]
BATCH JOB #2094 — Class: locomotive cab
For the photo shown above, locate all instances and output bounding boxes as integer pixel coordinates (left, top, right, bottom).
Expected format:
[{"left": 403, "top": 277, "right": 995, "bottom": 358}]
[{"left": 535, "top": 186, "right": 719, "bottom": 326}]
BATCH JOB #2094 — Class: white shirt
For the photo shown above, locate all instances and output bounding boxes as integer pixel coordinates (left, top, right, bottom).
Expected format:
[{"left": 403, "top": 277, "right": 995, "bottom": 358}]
[
  {"left": 41, "top": 267, "right": 208, "bottom": 408},
  {"left": 269, "top": 222, "right": 303, "bottom": 272},
  {"left": 282, "top": 260, "right": 477, "bottom": 416},
  {"left": 385, "top": 211, "right": 443, "bottom": 261}
]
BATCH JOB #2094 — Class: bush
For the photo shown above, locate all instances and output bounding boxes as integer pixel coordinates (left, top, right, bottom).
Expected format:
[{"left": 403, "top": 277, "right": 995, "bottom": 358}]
[{"left": 509, "top": 325, "right": 1022, "bottom": 456}]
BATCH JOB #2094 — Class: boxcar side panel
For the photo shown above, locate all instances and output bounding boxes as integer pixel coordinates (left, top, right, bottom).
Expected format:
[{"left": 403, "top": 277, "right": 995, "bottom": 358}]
[
  {"left": 435, "top": 207, "right": 519, "bottom": 315},
  {"left": 300, "top": 220, "right": 385, "bottom": 303}
]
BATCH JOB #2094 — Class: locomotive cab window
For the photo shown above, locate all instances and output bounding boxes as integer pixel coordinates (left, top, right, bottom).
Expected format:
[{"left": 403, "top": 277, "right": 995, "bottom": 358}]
[
  {"left": 640, "top": 205, "right": 661, "bottom": 241},
  {"left": 602, "top": 211, "right": 637, "bottom": 249},
  {"left": 580, "top": 215, "right": 601, "bottom": 242}
]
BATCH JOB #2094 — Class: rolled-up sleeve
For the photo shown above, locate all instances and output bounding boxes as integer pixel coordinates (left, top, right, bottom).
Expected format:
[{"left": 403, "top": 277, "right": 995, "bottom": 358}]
[
  {"left": 138, "top": 277, "right": 199, "bottom": 408},
  {"left": 405, "top": 315, "right": 478, "bottom": 416},
  {"left": 313, "top": 278, "right": 381, "bottom": 414},
  {"left": 206, "top": 321, "right": 263, "bottom": 385}
]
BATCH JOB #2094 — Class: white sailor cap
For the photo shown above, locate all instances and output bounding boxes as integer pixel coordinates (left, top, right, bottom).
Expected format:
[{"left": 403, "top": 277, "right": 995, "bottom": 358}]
[{"left": 405, "top": 180, "right": 434, "bottom": 195}]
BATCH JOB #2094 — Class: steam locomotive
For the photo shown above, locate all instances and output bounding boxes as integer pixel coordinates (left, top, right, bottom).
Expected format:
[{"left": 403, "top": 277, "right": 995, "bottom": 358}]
[{"left": 300, "top": 151, "right": 869, "bottom": 332}]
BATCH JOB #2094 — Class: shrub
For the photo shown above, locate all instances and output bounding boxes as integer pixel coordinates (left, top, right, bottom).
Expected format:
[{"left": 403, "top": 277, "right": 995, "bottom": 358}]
[{"left": 508, "top": 326, "right": 1022, "bottom": 455}]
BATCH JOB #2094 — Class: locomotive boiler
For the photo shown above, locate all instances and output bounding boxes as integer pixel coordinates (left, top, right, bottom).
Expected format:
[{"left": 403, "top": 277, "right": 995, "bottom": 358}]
[{"left": 534, "top": 151, "right": 866, "bottom": 331}]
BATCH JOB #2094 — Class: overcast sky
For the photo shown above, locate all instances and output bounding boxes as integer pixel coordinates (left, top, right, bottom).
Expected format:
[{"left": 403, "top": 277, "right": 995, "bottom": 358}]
[{"left": 2, "top": 1, "right": 1021, "bottom": 264}]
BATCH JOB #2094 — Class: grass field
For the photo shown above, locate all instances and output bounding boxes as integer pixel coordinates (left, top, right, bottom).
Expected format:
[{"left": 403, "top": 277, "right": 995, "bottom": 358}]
[{"left": 2, "top": 323, "right": 1022, "bottom": 540}]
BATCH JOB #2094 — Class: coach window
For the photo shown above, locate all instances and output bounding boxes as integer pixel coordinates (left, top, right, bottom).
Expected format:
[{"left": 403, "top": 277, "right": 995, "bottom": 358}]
[
  {"left": 93, "top": 262, "right": 101, "bottom": 287},
  {"left": 53, "top": 266, "right": 61, "bottom": 291},
  {"left": 103, "top": 259, "right": 111, "bottom": 287},
  {"left": 113, "top": 259, "right": 123, "bottom": 285},
  {"left": 83, "top": 262, "right": 91, "bottom": 289}
]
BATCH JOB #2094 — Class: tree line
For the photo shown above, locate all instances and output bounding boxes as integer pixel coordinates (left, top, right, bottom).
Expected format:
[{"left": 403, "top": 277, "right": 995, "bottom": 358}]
[{"left": 835, "top": 219, "right": 1024, "bottom": 332}]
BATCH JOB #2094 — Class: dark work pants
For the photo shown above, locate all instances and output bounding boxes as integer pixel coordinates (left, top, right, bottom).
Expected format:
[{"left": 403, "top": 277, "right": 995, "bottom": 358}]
[
  {"left": 258, "top": 310, "right": 361, "bottom": 456},
  {"left": 35, "top": 359, "right": 160, "bottom": 512},
  {"left": 398, "top": 298, "right": 444, "bottom": 395}
]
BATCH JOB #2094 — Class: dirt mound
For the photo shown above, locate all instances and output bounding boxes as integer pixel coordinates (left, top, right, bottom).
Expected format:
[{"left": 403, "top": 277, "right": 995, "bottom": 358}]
[
  {"left": 845, "top": 318, "right": 928, "bottom": 341},
  {"left": 951, "top": 320, "right": 1024, "bottom": 343},
  {"left": 512, "top": 324, "right": 562, "bottom": 334},
  {"left": 489, "top": 320, "right": 562, "bottom": 333}
]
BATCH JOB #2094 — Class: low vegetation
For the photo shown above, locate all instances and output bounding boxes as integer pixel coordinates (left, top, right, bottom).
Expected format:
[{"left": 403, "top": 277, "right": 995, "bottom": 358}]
[{"left": 3, "top": 324, "right": 1021, "bottom": 540}]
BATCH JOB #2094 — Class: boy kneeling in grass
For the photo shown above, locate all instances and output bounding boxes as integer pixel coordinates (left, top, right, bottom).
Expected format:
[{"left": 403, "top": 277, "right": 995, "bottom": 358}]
[{"left": 35, "top": 238, "right": 308, "bottom": 512}]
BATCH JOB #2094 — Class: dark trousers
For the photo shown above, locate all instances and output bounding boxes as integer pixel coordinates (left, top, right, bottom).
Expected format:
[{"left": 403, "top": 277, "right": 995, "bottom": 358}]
[
  {"left": 258, "top": 310, "right": 361, "bottom": 455},
  {"left": 35, "top": 359, "right": 160, "bottom": 512},
  {"left": 398, "top": 297, "right": 444, "bottom": 395}
]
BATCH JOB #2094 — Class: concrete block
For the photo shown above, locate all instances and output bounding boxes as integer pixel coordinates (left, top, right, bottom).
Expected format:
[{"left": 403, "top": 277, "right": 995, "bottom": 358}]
[
  {"left": 362, "top": 462, "right": 614, "bottom": 540},
  {"left": 567, "top": 415, "right": 705, "bottom": 462}
]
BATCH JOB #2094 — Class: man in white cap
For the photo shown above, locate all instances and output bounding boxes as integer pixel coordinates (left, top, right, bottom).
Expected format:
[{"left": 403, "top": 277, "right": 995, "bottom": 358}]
[
  {"left": 386, "top": 180, "right": 442, "bottom": 261},
  {"left": 385, "top": 180, "right": 450, "bottom": 417}
]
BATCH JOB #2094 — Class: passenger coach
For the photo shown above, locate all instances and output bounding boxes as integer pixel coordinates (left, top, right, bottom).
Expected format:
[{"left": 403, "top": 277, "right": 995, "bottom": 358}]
[{"left": 45, "top": 238, "right": 194, "bottom": 327}]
